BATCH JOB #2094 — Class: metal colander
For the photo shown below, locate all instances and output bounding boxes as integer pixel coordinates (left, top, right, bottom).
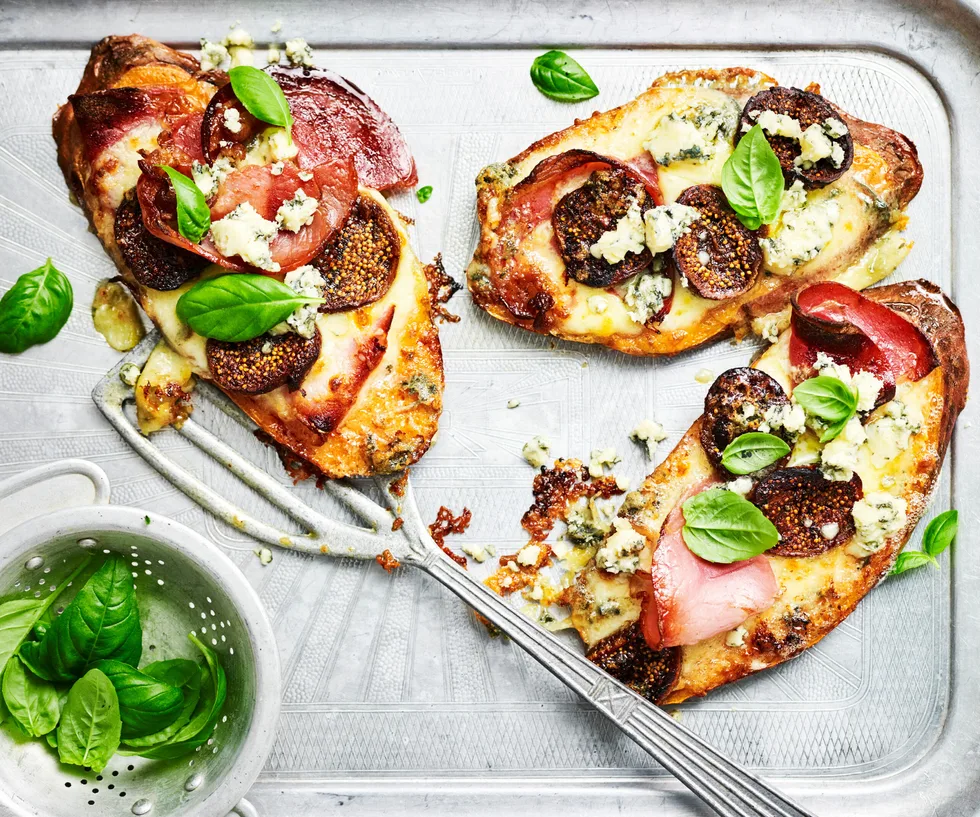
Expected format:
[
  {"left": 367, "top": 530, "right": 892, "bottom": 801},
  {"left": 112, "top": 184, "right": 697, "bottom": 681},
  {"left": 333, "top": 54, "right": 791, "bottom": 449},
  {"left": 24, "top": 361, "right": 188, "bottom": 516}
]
[{"left": 0, "top": 490, "right": 280, "bottom": 817}]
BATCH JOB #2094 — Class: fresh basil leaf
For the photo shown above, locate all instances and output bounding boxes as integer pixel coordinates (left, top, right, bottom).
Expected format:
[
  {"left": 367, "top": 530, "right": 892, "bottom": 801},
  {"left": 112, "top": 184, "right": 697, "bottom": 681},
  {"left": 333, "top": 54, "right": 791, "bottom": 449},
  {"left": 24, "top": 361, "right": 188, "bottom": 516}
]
[
  {"left": 890, "top": 551, "right": 938, "bottom": 576},
  {"left": 228, "top": 66, "right": 294, "bottom": 132},
  {"left": 792, "top": 375, "right": 857, "bottom": 442},
  {"left": 0, "top": 259, "right": 74, "bottom": 355},
  {"left": 45, "top": 729, "right": 58, "bottom": 749},
  {"left": 416, "top": 185, "right": 433, "bottom": 204},
  {"left": 530, "top": 50, "right": 599, "bottom": 102},
  {"left": 158, "top": 166, "right": 211, "bottom": 244},
  {"left": 721, "top": 124, "right": 784, "bottom": 230},
  {"left": 2, "top": 656, "right": 60, "bottom": 737},
  {"left": 141, "top": 658, "right": 201, "bottom": 689},
  {"left": 720, "top": 432, "right": 790, "bottom": 475},
  {"left": 130, "top": 635, "right": 226, "bottom": 760},
  {"left": 20, "top": 557, "right": 142, "bottom": 682},
  {"left": 681, "top": 487, "right": 779, "bottom": 564},
  {"left": 119, "top": 666, "right": 202, "bottom": 752},
  {"left": 94, "top": 659, "right": 184, "bottom": 739},
  {"left": 923, "top": 509, "right": 958, "bottom": 558},
  {"left": 57, "top": 668, "right": 121, "bottom": 773},
  {"left": 0, "top": 558, "right": 91, "bottom": 674},
  {"left": 176, "top": 273, "right": 323, "bottom": 342}
]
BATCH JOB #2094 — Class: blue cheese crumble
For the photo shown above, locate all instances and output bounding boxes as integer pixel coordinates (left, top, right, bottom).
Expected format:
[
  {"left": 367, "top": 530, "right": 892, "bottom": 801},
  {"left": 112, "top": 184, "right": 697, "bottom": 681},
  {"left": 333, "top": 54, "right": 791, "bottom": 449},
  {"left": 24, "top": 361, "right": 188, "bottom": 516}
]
[
  {"left": 276, "top": 189, "right": 319, "bottom": 232},
  {"left": 622, "top": 271, "right": 673, "bottom": 325},
  {"left": 813, "top": 352, "right": 882, "bottom": 412},
  {"left": 268, "top": 265, "right": 325, "bottom": 338},
  {"left": 284, "top": 38, "right": 315, "bottom": 68},
  {"left": 820, "top": 414, "right": 866, "bottom": 482},
  {"left": 595, "top": 518, "right": 646, "bottom": 575},
  {"left": 588, "top": 447, "right": 620, "bottom": 478},
  {"left": 643, "top": 100, "right": 740, "bottom": 166},
  {"left": 589, "top": 201, "right": 645, "bottom": 265},
  {"left": 566, "top": 497, "right": 615, "bottom": 547},
  {"left": 865, "top": 399, "right": 922, "bottom": 467},
  {"left": 210, "top": 203, "right": 280, "bottom": 272},
  {"left": 849, "top": 492, "right": 907, "bottom": 556},
  {"left": 643, "top": 204, "right": 700, "bottom": 253},
  {"left": 629, "top": 418, "right": 667, "bottom": 459},
  {"left": 522, "top": 436, "right": 551, "bottom": 468},
  {"left": 761, "top": 182, "right": 840, "bottom": 274}
]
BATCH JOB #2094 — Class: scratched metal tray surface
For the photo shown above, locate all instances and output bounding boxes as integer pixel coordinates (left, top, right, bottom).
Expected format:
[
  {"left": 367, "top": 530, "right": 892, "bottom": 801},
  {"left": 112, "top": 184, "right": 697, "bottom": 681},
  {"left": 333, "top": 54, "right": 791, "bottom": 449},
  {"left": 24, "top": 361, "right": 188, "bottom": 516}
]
[{"left": 0, "top": 1, "right": 978, "bottom": 815}]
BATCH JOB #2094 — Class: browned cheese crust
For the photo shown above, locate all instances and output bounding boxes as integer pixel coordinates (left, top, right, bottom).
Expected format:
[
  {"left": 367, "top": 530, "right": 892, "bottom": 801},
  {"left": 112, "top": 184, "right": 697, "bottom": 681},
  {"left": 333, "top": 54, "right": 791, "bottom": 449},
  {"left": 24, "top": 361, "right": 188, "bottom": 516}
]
[
  {"left": 564, "top": 280, "right": 966, "bottom": 703},
  {"left": 54, "top": 35, "right": 444, "bottom": 477},
  {"left": 467, "top": 69, "right": 924, "bottom": 356}
]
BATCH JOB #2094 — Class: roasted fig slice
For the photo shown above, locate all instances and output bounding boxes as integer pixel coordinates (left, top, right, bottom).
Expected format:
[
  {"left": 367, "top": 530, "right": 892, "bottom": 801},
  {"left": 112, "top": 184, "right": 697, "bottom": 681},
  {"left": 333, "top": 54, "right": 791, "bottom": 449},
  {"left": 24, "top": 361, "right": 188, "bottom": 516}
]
[
  {"left": 114, "top": 189, "right": 206, "bottom": 291},
  {"left": 206, "top": 329, "right": 321, "bottom": 394},
  {"left": 312, "top": 195, "right": 400, "bottom": 312},
  {"left": 552, "top": 167, "right": 654, "bottom": 288},
  {"left": 738, "top": 86, "right": 854, "bottom": 189},
  {"left": 754, "top": 466, "right": 863, "bottom": 557},
  {"left": 672, "top": 185, "right": 762, "bottom": 300},
  {"left": 586, "top": 621, "right": 680, "bottom": 704},
  {"left": 701, "top": 367, "right": 791, "bottom": 471},
  {"left": 200, "top": 82, "right": 263, "bottom": 165}
]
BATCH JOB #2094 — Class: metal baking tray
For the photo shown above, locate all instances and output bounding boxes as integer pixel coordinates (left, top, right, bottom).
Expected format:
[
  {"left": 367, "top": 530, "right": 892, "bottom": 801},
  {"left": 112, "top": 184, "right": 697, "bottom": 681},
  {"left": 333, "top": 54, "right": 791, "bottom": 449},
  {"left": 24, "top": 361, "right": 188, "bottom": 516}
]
[{"left": 0, "top": 1, "right": 976, "bottom": 814}]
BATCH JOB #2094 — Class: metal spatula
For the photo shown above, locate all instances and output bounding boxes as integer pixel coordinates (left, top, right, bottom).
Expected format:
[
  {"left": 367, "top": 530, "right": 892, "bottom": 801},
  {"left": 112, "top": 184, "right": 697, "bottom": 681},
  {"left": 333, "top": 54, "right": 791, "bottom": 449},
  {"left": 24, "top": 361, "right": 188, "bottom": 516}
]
[{"left": 94, "top": 332, "right": 817, "bottom": 817}]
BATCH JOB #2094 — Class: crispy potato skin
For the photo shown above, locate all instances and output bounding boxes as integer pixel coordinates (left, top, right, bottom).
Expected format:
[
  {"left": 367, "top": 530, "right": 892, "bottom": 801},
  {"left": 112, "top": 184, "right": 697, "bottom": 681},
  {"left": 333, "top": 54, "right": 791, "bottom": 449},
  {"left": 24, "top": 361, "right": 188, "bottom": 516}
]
[
  {"left": 54, "top": 35, "right": 443, "bottom": 478},
  {"left": 468, "top": 68, "right": 924, "bottom": 356},
  {"left": 566, "top": 280, "right": 966, "bottom": 703}
]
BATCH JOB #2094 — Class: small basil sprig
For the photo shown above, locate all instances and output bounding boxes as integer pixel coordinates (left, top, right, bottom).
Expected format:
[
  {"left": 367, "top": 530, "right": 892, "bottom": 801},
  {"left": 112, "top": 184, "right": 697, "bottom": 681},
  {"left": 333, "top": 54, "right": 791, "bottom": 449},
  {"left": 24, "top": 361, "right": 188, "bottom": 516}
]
[
  {"left": 228, "top": 66, "right": 294, "bottom": 134},
  {"left": 56, "top": 668, "right": 121, "bottom": 773},
  {"left": 0, "top": 259, "right": 73, "bottom": 355},
  {"left": 681, "top": 487, "right": 779, "bottom": 564},
  {"left": 20, "top": 556, "right": 142, "bottom": 682},
  {"left": 721, "top": 432, "right": 790, "bottom": 475},
  {"left": 792, "top": 375, "right": 857, "bottom": 441},
  {"left": 176, "top": 273, "right": 323, "bottom": 342},
  {"left": 721, "top": 124, "right": 784, "bottom": 230},
  {"left": 416, "top": 185, "right": 433, "bottom": 204},
  {"left": 530, "top": 50, "right": 599, "bottom": 102},
  {"left": 891, "top": 509, "right": 957, "bottom": 576},
  {"left": 94, "top": 660, "right": 185, "bottom": 739},
  {"left": 159, "top": 166, "right": 211, "bottom": 244},
  {"left": 2, "top": 656, "right": 60, "bottom": 738}
]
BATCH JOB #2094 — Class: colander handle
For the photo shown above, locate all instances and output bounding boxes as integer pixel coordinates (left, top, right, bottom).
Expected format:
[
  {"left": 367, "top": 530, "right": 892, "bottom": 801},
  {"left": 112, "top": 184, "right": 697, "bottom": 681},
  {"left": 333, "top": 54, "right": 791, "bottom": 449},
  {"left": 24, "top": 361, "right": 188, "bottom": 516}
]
[
  {"left": 0, "top": 459, "right": 111, "bottom": 537},
  {"left": 225, "top": 798, "right": 258, "bottom": 817}
]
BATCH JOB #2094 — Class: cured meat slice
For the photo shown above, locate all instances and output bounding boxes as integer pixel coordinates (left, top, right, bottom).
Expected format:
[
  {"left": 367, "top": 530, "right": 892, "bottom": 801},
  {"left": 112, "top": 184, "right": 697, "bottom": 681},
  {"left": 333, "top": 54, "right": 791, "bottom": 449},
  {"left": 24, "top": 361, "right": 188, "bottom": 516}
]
[
  {"left": 268, "top": 65, "right": 416, "bottom": 191},
  {"left": 136, "top": 156, "right": 357, "bottom": 273},
  {"left": 643, "top": 482, "right": 779, "bottom": 649},
  {"left": 294, "top": 305, "right": 395, "bottom": 433},
  {"left": 790, "top": 282, "right": 935, "bottom": 389}
]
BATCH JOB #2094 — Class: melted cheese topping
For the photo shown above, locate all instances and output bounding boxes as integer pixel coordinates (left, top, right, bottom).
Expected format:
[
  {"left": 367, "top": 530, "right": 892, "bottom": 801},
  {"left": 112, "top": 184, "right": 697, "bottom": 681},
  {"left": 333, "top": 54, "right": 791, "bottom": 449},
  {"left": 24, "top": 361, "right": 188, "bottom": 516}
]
[{"left": 482, "top": 81, "right": 912, "bottom": 348}]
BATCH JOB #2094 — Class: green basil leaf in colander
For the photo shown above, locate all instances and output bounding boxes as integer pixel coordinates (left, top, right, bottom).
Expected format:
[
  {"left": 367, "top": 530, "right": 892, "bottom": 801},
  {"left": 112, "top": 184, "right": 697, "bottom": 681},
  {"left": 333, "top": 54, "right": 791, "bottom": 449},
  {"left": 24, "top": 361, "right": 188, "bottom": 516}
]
[
  {"left": 94, "top": 659, "right": 185, "bottom": 739},
  {"left": 1, "top": 655, "right": 60, "bottom": 738},
  {"left": 20, "top": 556, "right": 142, "bottom": 682},
  {"left": 118, "top": 667, "right": 202, "bottom": 752},
  {"left": 141, "top": 658, "right": 201, "bottom": 688},
  {"left": 57, "top": 668, "right": 122, "bottom": 773},
  {"left": 128, "top": 634, "right": 227, "bottom": 759},
  {"left": 0, "top": 557, "right": 92, "bottom": 676}
]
